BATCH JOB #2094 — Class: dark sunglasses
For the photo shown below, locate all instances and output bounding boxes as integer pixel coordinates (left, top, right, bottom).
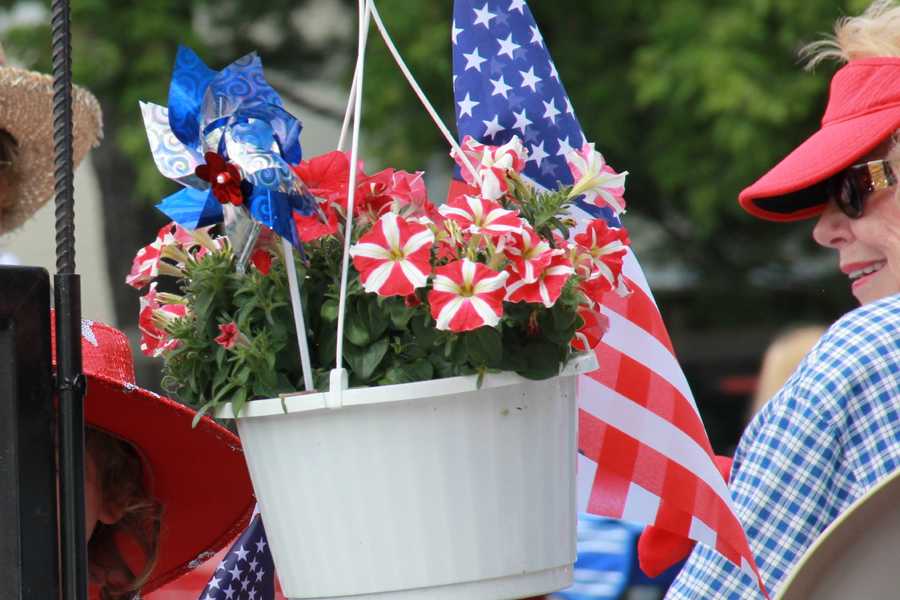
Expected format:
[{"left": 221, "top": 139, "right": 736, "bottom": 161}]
[{"left": 825, "top": 159, "right": 898, "bottom": 219}]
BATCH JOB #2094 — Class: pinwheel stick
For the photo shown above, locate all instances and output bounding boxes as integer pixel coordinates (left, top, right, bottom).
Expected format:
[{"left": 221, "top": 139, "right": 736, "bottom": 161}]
[{"left": 282, "top": 238, "right": 314, "bottom": 391}]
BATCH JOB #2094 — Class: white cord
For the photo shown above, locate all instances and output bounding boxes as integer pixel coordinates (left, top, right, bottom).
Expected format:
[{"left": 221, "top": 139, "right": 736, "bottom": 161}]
[
  {"left": 368, "top": 1, "right": 481, "bottom": 185},
  {"left": 337, "top": 7, "right": 366, "bottom": 153},
  {"left": 282, "top": 238, "right": 315, "bottom": 391},
  {"left": 334, "top": 0, "right": 372, "bottom": 374}
]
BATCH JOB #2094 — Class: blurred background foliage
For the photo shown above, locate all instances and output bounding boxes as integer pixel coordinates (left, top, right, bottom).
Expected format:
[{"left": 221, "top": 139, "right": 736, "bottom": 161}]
[{"left": 1, "top": 0, "right": 874, "bottom": 448}]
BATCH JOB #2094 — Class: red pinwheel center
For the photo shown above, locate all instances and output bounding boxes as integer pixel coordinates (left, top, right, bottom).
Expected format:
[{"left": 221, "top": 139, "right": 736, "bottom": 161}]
[{"left": 195, "top": 152, "right": 245, "bottom": 206}]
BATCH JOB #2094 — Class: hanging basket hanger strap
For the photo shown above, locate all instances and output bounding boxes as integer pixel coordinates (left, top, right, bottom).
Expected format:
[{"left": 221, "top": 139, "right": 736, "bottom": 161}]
[{"left": 328, "top": 0, "right": 484, "bottom": 408}]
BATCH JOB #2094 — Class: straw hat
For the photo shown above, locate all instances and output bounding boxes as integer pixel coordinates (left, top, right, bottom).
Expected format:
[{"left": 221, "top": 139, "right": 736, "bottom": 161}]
[
  {"left": 0, "top": 42, "right": 103, "bottom": 234},
  {"left": 775, "top": 466, "right": 900, "bottom": 599}
]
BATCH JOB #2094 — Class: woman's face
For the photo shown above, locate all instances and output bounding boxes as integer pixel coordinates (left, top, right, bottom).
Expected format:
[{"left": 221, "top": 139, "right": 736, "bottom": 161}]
[
  {"left": 813, "top": 178, "right": 900, "bottom": 305},
  {"left": 84, "top": 445, "right": 120, "bottom": 539}
]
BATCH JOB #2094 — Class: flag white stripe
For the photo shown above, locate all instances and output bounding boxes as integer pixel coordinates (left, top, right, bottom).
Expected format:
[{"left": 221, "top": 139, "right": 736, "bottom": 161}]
[
  {"left": 576, "top": 451, "right": 598, "bottom": 513},
  {"left": 579, "top": 376, "right": 735, "bottom": 515},
  {"left": 598, "top": 306, "right": 699, "bottom": 415},
  {"left": 621, "top": 250, "right": 657, "bottom": 307}
]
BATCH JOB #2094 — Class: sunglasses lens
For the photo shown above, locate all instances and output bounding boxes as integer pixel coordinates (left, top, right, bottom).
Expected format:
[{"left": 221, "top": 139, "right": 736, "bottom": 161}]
[
  {"left": 839, "top": 176, "right": 864, "bottom": 218},
  {"left": 827, "top": 170, "right": 865, "bottom": 218}
]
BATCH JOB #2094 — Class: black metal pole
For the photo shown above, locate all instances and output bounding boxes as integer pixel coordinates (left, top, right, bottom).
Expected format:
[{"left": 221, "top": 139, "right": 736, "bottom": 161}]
[{"left": 51, "top": 0, "right": 88, "bottom": 597}]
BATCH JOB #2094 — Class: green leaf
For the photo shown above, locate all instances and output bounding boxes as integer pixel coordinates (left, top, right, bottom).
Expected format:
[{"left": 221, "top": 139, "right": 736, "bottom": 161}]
[
  {"left": 464, "top": 326, "right": 503, "bottom": 368},
  {"left": 320, "top": 299, "right": 339, "bottom": 323},
  {"left": 411, "top": 314, "right": 438, "bottom": 348},
  {"left": 379, "top": 358, "right": 434, "bottom": 385},
  {"left": 343, "top": 337, "right": 390, "bottom": 382},
  {"left": 191, "top": 400, "right": 215, "bottom": 428},
  {"left": 366, "top": 297, "right": 390, "bottom": 339},
  {"left": 518, "top": 340, "right": 564, "bottom": 380},
  {"left": 231, "top": 386, "right": 249, "bottom": 418},
  {"left": 344, "top": 300, "right": 371, "bottom": 346},
  {"left": 387, "top": 298, "right": 415, "bottom": 329},
  {"left": 539, "top": 304, "right": 580, "bottom": 345}
]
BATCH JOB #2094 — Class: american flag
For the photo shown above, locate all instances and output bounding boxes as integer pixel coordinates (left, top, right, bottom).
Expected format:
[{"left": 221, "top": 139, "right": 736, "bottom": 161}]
[
  {"left": 198, "top": 514, "right": 276, "bottom": 600},
  {"left": 451, "top": 0, "right": 766, "bottom": 593}
]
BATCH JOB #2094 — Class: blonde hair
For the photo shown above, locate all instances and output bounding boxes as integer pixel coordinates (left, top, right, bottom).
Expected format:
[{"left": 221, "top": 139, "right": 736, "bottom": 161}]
[
  {"left": 802, "top": 0, "right": 900, "bottom": 68},
  {"left": 749, "top": 325, "right": 827, "bottom": 419}
]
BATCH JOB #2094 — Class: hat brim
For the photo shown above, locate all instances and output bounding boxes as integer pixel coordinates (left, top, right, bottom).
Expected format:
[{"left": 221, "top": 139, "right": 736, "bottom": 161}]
[
  {"left": 739, "top": 105, "right": 900, "bottom": 221},
  {"left": 775, "top": 467, "right": 900, "bottom": 599},
  {"left": 86, "top": 373, "right": 254, "bottom": 593},
  {"left": 0, "top": 66, "right": 102, "bottom": 234}
]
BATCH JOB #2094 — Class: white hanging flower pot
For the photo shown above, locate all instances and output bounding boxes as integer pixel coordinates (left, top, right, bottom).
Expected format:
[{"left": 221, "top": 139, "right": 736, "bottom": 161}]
[{"left": 217, "top": 353, "right": 596, "bottom": 600}]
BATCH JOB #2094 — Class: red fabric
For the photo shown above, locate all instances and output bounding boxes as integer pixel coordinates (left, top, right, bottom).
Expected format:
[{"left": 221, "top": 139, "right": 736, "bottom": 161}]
[
  {"left": 637, "top": 456, "right": 734, "bottom": 578},
  {"left": 739, "top": 57, "right": 900, "bottom": 221}
]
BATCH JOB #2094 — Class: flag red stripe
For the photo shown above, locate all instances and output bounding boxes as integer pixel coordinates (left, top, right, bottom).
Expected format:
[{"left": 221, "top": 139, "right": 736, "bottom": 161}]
[
  {"left": 578, "top": 409, "right": 761, "bottom": 587},
  {"left": 602, "top": 278, "right": 675, "bottom": 354},
  {"left": 589, "top": 342, "right": 715, "bottom": 458}
]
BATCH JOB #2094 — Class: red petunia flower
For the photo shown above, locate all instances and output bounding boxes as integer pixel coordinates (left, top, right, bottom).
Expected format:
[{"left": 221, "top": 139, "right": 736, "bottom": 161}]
[
  {"left": 138, "top": 283, "right": 187, "bottom": 357},
  {"left": 250, "top": 248, "right": 273, "bottom": 275},
  {"left": 126, "top": 222, "right": 189, "bottom": 289},
  {"left": 349, "top": 213, "right": 435, "bottom": 297},
  {"left": 214, "top": 322, "right": 242, "bottom": 349},
  {"left": 574, "top": 219, "right": 630, "bottom": 293},
  {"left": 505, "top": 225, "right": 555, "bottom": 283},
  {"left": 293, "top": 204, "right": 340, "bottom": 242},
  {"left": 452, "top": 135, "right": 527, "bottom": 201},
  {"left": 438, "top": 195, "right": 523, "bottom": 238},
  {"left": 566, "top": 143, "right": 628, "bottom": 215},
  {"left": 292, "top": 151, "right": 361, "bottom": 207},
  {"left": 505, "top": 252, "right": 574, "bottom": 308},
  {"left": 428, "top": 259, "right": 509, "bottom": 332},
  {"left": 195, "top": 151, "right": 245, "bottom": 206},
  {"left": 571, "top": 306, "right": 610, "bottom": 351}
]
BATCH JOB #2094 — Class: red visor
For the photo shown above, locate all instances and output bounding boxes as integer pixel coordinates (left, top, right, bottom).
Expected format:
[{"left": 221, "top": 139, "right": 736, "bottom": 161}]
[{"left": 740, "top": 57, "right": 900, "bottom": 221}]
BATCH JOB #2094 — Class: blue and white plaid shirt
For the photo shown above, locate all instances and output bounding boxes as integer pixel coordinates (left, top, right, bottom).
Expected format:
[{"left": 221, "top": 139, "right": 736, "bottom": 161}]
[{"left": 667, "top": 293, "right": 900, "bottom": 599}]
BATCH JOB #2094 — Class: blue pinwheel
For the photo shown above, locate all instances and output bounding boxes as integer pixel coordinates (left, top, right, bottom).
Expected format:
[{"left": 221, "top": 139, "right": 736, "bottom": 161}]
[{"left": 140, "top": 46, "right": 314, "bottom": 247}]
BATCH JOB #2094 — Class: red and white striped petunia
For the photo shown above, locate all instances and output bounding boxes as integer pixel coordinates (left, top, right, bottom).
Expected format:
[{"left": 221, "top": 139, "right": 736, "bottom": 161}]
[
  {"left": 571, "top": 306, "right": 610, "bottom": 351},
  {"left": 566, "top": 143, "right": 628, "bottom": 215},
  {"left": 428, "top": 259, "right": 509, "bottom": 332},
  {"left": 452, "top": 135, "right": 528, "bottom": 200},
  {"left": 505, "top": 252, "right": 574, "bottom": 308},
  {"left": 574, "top": 219, "right": 630, "bottom": 292},
  {"left": 505, "top": 225, "right": 555, "bottom": 283},
  {"left": 126, "top": 223, "right": 189, "bottom": 289},
  {"left": 438, "top": 195, "right": 523, "bottom": 238},
  {"left": 138, "top": 283, "right": 188, "bottom": 357},
  {"left": 350, "top": 213, "right": 435, "bottom": 297}
]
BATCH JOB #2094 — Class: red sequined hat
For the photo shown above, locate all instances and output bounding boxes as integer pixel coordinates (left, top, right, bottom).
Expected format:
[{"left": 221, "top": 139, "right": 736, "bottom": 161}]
[
  {"left": 740, "top": 57, "right": 900, "bottom": 221},
  {"left": 51, "top": 316, "right": 254, "bottom": 593}
]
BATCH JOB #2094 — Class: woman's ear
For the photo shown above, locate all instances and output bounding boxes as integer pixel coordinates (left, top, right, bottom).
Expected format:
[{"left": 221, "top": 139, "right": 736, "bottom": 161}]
[{"left": 98, "top": 499, "right": 126, "bottom": 526}]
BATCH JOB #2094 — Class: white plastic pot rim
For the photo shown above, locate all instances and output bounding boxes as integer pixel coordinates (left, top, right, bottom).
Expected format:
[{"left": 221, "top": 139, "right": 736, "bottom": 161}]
[{"left": 216, "top": 352, "right": 597, "bottom": 419}]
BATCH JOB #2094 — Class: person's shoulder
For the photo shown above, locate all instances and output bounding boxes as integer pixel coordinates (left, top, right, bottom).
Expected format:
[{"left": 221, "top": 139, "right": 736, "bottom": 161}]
[
  {"left": 825, "top": 293, "right": 900, "bottom": 343},
  {"left": 783, "top": 294, "right": 900, "bottom": 416}
]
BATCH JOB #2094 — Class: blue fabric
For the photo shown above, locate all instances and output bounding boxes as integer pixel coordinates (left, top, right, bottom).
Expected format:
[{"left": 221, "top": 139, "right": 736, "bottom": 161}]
[
  {"left": 667, "top": 293, "right": 900, "bottom": 599},
  {"left": 553, "top": 515, "right": 678, "bottom": 600}
]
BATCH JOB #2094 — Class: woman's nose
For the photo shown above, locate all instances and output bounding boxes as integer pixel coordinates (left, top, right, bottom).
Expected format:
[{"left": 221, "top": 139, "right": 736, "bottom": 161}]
[{"left": 812, "top": 201, "right": 853, "bottom": 248}]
